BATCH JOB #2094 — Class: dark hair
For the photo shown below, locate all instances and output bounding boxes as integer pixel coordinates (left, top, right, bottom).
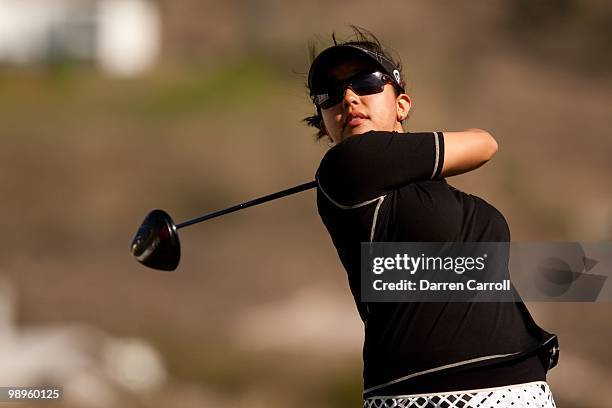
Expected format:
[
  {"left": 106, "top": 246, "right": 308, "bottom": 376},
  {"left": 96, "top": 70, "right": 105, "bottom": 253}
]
[{"left": 303, "top": 26, "right": 405, "bottom": 141}]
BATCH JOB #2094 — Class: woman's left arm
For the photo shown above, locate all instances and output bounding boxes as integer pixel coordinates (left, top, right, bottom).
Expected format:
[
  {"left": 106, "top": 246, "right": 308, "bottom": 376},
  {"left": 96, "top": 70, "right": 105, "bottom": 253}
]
[{"left": 440, "top": 128, "right": 498, "bottom": 177}]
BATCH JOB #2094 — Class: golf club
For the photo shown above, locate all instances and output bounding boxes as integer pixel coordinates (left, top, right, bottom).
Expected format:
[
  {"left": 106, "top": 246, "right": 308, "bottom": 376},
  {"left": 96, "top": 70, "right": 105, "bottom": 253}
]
[{"left": 131, "top": 180, "right": 317, "bottom": 271}]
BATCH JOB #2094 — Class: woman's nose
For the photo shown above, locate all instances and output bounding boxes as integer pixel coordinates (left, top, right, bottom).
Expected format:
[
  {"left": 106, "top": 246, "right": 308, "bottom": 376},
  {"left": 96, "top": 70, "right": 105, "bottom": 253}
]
[
  {"left": 342, "top": 87, "right": 360, "bottom": 106},
  {"left": 344, "top": 85, "right": 359, "bottom": 99}
]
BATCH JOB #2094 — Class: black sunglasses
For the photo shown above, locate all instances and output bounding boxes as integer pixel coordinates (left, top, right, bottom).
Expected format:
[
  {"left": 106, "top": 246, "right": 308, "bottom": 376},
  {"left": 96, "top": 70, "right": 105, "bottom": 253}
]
[{"left": 311, "top": 71, "right": 398, "bottom": 109}]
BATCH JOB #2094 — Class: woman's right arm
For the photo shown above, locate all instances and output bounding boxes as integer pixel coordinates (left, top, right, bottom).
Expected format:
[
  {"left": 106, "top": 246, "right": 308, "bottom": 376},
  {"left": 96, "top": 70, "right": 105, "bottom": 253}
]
[{"left": 441, "top": 128, "right": 498, "bottom": 177}]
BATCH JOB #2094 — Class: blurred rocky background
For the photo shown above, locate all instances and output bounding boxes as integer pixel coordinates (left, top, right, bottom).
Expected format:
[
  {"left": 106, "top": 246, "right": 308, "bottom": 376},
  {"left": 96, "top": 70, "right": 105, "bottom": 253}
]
[{"left": 0, "top": 0, "right": 611, "bottom": 406}]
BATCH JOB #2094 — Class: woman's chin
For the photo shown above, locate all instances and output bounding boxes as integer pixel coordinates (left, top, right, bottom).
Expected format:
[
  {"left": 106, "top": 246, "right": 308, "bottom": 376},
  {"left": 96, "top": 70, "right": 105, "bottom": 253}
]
[{"left": 345, "top": 124, "right": 374, "bottom": 137}]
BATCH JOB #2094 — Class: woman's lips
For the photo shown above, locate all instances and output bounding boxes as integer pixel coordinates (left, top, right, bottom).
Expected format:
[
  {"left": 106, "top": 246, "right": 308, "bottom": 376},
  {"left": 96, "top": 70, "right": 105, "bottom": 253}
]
[
  {"left": 345, "top": 112, "right": 369, "bottom": 129},
  {"left": 348, "top": 117, "right": 368, "bottom": 128}
]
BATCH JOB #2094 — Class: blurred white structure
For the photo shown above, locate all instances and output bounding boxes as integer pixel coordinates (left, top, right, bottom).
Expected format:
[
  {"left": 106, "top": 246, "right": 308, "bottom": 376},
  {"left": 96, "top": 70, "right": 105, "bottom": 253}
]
[
  {"left": 0, "top": 0, "right": 160, "bottom": 77},
  {"left": 0, "top": 277, "right": 167, "bottom": 407}
]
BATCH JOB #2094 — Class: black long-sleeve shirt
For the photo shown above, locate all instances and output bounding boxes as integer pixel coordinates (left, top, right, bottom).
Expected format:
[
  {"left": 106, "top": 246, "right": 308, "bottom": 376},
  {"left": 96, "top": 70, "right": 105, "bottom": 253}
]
[{"left": 315, "top": 131, "right": 558, "bottom": 396}]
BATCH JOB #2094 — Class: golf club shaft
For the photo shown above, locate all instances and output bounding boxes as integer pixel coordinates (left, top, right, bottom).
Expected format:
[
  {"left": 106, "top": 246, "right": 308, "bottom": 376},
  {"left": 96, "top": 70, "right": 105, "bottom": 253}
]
[{"left": 176, "top": 180, "right": 317, "bottom": 229}]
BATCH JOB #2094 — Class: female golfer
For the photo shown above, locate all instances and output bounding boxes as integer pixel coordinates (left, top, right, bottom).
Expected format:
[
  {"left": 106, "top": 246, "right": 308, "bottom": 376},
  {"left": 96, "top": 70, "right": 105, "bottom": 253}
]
[{"left": 306, "top": 27, "right": 559, "bottom": 407}]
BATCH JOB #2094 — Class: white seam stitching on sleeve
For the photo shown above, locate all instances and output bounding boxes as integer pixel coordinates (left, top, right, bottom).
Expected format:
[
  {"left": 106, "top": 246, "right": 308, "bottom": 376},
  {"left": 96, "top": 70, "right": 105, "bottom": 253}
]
[
  {"left": 431, "top": 131, "right": 440, "bottom": 179},
  {"left": 317, "top": 178, "right": 385, "bottom": 209}
]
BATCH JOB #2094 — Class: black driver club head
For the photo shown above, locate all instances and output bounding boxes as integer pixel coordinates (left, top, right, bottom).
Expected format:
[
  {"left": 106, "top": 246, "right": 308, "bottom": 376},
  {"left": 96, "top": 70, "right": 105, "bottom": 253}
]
[
  {"left": 130, "top": 209, "right": 180, "bottom": 271},
  {"left": 130, "top": 181, "right": 317, "bottom": 271}
]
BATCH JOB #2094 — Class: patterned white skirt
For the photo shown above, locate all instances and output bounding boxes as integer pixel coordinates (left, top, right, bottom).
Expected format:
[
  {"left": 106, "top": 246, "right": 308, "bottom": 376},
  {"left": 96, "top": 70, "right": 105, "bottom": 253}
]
[{"left": 363, "top": 381, "right": 556, "bottom": 408}]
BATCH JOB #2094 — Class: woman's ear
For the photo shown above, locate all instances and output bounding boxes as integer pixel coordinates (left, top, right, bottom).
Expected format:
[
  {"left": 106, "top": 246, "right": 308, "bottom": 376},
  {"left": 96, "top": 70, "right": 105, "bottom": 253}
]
[{"left": 396, "top": 93, "right": 412, "bottom": 121}]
